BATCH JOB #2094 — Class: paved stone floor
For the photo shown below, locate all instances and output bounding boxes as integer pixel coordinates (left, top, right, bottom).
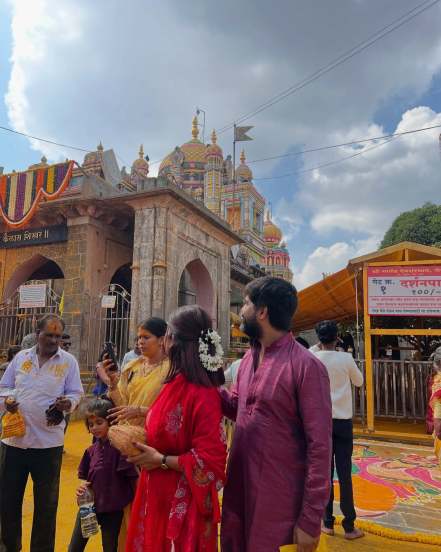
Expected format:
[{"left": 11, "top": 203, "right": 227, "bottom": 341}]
[{"left": 19, "top": 424, "right": 441, "bottom": 551}]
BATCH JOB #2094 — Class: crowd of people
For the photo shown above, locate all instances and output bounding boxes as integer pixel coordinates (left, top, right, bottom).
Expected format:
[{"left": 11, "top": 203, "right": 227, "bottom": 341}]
[{"left": 5, "top": 274, "right": 437, "bottom": 551}]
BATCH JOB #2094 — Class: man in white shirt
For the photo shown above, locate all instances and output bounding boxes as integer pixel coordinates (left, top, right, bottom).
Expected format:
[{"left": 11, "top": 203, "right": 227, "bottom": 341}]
[
  {"left": 0, "top": 314, "right": 83, "bottom": 552},
  {"left": 313, "top": 320, "right": 364, "bottom": 541}
]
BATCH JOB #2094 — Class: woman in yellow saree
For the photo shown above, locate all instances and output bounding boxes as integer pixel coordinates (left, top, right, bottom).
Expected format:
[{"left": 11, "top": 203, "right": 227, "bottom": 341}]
[
  {"left": 102, "top": 317, "right": 169, "bottom": 425},
  {"left": 96, "top": 317, "right": 169, "bottom": 550}
]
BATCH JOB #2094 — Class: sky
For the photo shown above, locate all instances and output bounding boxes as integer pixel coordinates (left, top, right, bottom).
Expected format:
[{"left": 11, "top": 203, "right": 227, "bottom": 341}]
[{"left": 2, "top": 0, "right": 441, "bottom": 289}]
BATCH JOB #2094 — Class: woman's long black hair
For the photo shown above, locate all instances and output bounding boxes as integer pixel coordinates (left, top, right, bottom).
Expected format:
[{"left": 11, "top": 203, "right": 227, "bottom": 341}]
[{"left": 165, "top": 305, "right": 225, "bottom": 388}]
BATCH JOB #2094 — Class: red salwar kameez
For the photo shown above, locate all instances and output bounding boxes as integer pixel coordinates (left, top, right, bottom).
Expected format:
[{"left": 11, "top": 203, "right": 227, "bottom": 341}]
[{"left": 125, "top": 374, "right": 227, "bottom": 552}]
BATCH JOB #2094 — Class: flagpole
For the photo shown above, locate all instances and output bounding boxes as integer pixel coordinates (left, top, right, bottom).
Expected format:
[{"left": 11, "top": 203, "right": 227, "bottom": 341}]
[{"left": 233, "top": 124, "right": 236, "bottom": 231}]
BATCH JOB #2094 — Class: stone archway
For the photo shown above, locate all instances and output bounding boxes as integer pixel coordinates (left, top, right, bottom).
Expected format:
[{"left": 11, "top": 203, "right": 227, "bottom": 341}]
[
  {"left": 3, "top": 254, "right": 64, "bottom": 301},
  {"left": 178, "top": 259, "right": 214, "bottom": 318}
]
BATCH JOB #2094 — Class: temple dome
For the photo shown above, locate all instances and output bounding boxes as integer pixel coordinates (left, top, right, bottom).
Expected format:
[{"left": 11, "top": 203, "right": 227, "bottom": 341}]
[
  {"left": 236, "top": 150, "right": 253, "bottom": 182},
  {"left": 206, "top": 129, "right": 223, "bottom": 157},
  {"left": 263, "top": 214, "right": 282, "bottom": 244},
  {"left": 159, "top": 115, "right": 207, "bottom": 172},
  {"left": 132, "top": 144, "right": 149, "bottom": 173}
]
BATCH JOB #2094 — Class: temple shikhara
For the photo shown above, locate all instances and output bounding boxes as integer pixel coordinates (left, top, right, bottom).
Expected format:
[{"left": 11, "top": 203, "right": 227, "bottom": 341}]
[{"left": 0, "top": 115, "right": 293, "bottom": 370}]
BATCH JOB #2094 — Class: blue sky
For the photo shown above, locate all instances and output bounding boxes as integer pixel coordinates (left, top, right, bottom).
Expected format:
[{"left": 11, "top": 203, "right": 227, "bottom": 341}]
[{"left": 2, "top": 0, "right": 441, "bottom": 288}]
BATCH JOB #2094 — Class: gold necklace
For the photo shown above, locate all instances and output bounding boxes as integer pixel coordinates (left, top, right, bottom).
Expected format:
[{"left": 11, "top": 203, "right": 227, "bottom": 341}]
[{"left": 140, "top": 357, "right": 164, "bottom": 377}]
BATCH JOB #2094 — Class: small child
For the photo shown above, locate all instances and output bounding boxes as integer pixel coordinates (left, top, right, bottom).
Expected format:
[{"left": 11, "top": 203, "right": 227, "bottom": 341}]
[{"left": 68, "top": 398, "right": 138, "bottom": 552}]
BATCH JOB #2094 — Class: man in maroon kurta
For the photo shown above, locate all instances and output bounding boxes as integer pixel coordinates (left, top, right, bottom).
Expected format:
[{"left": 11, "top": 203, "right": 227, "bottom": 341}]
[{"left": 220, "top": 277, "right": 332, "bottom": 552}]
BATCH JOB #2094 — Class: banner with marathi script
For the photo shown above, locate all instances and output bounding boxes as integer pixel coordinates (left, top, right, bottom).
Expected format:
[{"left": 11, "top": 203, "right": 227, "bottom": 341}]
[
  {"left": 0, "top": 161, "right": 73, "bottom": 229},
  {"left": 368, "top": 265, "right": 441, "bottom": 316}
]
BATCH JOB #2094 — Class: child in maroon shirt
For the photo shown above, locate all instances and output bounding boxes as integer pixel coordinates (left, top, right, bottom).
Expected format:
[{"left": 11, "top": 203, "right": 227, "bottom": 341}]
[{"left": 68, "top": 398, "right": 138, "bottom": 552}]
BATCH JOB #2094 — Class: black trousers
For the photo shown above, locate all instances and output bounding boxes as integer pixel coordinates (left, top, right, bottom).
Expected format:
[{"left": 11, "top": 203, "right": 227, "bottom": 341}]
[
  {"left": 323, "top": 418, "right": 356, "bottom": 533},
  {"left": 0, "top": 443, "right": 63, "bottom": 552},
  {"left": 68, "top": 510, "right": 124, "bottom": 552}
]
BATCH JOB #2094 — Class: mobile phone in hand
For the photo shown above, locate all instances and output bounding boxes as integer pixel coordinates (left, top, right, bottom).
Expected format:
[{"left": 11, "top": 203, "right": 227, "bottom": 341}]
[
  {"left": 99, "top": 342, "right": 119, "bottom": 371},
  {"left": 105, "top": 342, "right": 119, "bottom": 371}
]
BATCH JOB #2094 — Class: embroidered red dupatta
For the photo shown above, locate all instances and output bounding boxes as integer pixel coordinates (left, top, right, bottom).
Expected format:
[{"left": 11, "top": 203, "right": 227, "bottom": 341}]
[{"left": 125, "top": 374, "right": 226, "bottom": 552}]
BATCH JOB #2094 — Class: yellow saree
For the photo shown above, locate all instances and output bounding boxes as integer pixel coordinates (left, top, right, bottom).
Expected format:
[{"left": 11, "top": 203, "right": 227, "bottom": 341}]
[
  {"left": 109, "top": 356, "right": 169, "bottom": 551},
  {"left": 108, "top": 357, "right": 169, "bottom": 424}
]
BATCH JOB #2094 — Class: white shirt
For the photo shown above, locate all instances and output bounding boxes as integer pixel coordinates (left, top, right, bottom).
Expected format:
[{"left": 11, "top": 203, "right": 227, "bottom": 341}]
[
  {"left": 121, "top": 349, "right": 140, "bottom": 370},
  {"left": 224, "top": 359, "right": 242, "bottom": 387},
  {"left": 313, "top": 350, "right": 363, "bottom": 419},
  {"left": 309, "top": 343, "right": 321, "bottom": 353},
  {"left": 0, "top": 347, "right": 83, "bottom": 449}
]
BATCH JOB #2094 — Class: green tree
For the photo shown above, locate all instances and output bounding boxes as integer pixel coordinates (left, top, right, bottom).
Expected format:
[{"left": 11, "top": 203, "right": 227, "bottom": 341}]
[{"left": 381, "top": 203, "right": 441, "bottom": 249}]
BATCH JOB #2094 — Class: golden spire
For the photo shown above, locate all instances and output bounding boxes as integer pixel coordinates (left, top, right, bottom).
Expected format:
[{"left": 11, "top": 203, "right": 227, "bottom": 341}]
[
  {"left": 192, "top": 115, "right": 199, "bottom": 140},
  {"left": 97, "top": 141, "right": 104, "bottom": 152},
  {"left": 240, "top": 149, "right": 246, "bottom": 163},
  {"left": 138, "top": 144, "right": 144, "bottom": 159},
  {"left": 211, "top": 129, "right": 217, "bottom": 145}
]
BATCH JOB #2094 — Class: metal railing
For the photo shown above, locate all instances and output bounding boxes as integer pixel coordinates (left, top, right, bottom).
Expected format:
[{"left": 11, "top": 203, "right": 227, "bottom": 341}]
[
  {"left": 0, "top": 281, "right": 61, "bottom": 358},
  {"left": 353, "top": 360, "right": 432, "bottom": 423}
]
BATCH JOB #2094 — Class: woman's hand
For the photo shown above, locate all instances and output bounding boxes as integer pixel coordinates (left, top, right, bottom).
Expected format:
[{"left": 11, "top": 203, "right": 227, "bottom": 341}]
[
  {"left": 75, "top": 481, "right": 90, "bottom": 499},
  {"left": 96, "top": 358, "right": 119, "bottom": 389},
  {"left": 127, "top": 442, "right": 162, "bottom": 470},
  {"left": 107, "top": 405, "right": 146, "bottom": 424}
]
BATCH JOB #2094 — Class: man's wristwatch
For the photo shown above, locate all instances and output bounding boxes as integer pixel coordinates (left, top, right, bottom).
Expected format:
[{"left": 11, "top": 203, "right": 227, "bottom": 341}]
[{"left": 160, "top": 455, "right": 169, "bottom": 470}]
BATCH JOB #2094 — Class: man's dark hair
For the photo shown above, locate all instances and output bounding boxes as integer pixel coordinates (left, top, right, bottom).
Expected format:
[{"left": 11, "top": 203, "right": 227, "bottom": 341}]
[
  {"left": 245, "top": 277, "right": 297, "bottom": 332},
  {"left": 315, "top": 320, "right": 338, "bottom": 344},
  {"left": 62, "top": 333, "right": 70, "bottom": 340},
  {"left": 36, "top": 314, "right": 65, "bottom": 332}
]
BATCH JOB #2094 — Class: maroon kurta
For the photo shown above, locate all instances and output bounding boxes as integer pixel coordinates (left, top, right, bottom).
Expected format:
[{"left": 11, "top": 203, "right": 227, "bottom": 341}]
[{"left": 220, "top": 333, "right": 332, "bottom": 552}]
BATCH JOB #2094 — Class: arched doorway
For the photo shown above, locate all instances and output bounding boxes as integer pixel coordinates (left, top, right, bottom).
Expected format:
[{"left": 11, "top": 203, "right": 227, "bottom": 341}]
[
  {"left": 0, "top": 255, "right": 64, "bottom": 355},
  {"left": 178, "top": 259, "right": 214, "bottom": 319},
  {"left": 86, "top": 264, "right": 132, "bottom": 372},
  {"left": 3, "top": 254, "right": 64, "bottom": 301}
]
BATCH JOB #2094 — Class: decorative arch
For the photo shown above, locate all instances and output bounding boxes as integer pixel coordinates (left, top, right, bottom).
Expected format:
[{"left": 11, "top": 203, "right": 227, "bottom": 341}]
[
  {"left": 3, "top": 254, "right": 64, "bottom": 300},
  {"left": 177, "top": 258, "right": 215, "bottom": 319},
  {"left": 110, "top": 263, "right": 132, "bottom": 293}
]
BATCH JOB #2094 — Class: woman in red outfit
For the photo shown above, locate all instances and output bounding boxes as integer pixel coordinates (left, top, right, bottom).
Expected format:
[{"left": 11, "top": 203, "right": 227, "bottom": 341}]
[{"left": 125, "top": 305, "right": 227, "bottom": 552}]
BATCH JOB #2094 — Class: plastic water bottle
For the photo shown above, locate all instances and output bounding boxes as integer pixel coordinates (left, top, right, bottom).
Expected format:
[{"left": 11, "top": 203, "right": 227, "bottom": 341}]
[{"left": 77, "top": 486, "right": 99, "bottom": 538}]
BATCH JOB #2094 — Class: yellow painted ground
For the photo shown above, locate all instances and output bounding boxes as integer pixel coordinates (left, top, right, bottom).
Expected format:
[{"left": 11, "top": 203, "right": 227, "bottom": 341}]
[{"left": 20, "top": 422, "right": 440, "bottom": 551}]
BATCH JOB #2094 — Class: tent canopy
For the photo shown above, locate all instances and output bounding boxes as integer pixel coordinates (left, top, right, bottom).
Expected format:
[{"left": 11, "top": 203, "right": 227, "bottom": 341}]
[{"left": 293, "top": 242, "right": 441, "bottom": 332}]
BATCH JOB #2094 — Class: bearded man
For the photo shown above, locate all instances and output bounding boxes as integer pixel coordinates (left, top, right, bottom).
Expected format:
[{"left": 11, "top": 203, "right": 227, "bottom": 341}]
[{"left": 220, "top": 277, "right": 332, "bottom": 552}]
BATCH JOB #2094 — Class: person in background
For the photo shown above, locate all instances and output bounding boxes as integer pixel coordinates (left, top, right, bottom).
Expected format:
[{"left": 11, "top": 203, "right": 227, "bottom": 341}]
[
  {"left": 313, "top": 320, "right": 364, "bottom": 541},
  {"left": 0, "top": 346, "right": 21, "bottom": 377},
  {"left": 21, "top": 332, "right": 37, "bottom": 350},
  {"left": 429, "top": 347, "right": 441, "bottom": 467},
  {"left": 61, "top": 333, "right": 72, "bottom": 352},
  {"left": 0, "top": 314, "right": 83, "bottom": 551},
  {"left": 121, "top": 338, "right": 141, "bottom": 370},
  {"left": 224, "top": 357, "right": 242, "bottom": 388},
  {"left": 68, "top": 398, "right": 138, "bottom": 552},
  {"left": 221, "top": 277, "right": 332, "bottom": 552}
]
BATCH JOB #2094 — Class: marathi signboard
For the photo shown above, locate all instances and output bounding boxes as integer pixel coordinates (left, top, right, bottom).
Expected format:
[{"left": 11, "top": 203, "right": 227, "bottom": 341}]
[
  {"left": 19, "top": 284, "right": 47, "bottom": 308},
  {"left": 0, "top": 225, "right": 68, "bottom": 248},
  {"left": 368, "top": 265, "right": 441, "bottom": 316},
  {"left": 101, "top": 295, "right": 117, "bottom": 309}
]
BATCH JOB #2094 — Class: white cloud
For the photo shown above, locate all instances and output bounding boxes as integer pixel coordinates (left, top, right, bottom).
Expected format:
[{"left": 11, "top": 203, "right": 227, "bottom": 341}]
[
  {"left": 4, "top": 0, "right": 441, "bottom": 282},
  {"left": 293, "top": 236, "right": 379, "bottom": 290},
  {"left": 297, "top": 106, "right": 441, "bottom": 237},
  {"left": 5, "top": 0, "right": 441, "bottom": 170}
]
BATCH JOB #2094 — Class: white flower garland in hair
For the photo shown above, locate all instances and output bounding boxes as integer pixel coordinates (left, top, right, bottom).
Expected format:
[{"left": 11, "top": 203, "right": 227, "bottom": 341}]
[{"left": 199, "top": 329, "right": 224, "bottom": 372}]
